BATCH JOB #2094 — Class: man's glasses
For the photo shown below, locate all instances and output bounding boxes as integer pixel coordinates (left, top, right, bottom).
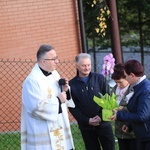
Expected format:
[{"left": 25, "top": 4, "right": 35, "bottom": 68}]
[{"left": 44, "top": 56, "right": 59, "bottom": 62}]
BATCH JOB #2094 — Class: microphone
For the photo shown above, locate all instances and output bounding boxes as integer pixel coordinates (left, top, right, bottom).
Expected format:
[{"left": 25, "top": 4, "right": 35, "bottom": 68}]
[{"left": 58, "top": 78, "right": 66, "bottom": 92}]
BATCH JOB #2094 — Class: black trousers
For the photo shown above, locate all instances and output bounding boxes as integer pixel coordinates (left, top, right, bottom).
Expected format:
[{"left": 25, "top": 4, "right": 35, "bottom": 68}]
[
  {"left": 80, "top": 122, "right": 115, "bottom": 150},
  {"left": 118, "top": 138, "right": 140, "bottom": 150},
  {"left": 139, "top": 140, "right": 150, "bottom": 150}
]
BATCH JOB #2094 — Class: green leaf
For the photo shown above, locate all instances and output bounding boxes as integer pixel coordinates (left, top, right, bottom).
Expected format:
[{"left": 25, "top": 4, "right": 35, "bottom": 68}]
[
  {"left": 102, "top": 109, "right": 113, "bottom": 121},
  {"left": 93, "top": 93, "right": 119, "bottom": 109},
  {"left": 93, "top": 96, "right": 106, "bottom": 108}
]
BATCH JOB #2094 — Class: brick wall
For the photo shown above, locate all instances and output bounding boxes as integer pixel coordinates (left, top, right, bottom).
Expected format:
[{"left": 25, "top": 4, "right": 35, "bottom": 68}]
[
  {"left": 0, "top": 0, "right": 81, "bottom": 61},
  {"left": 0, "top": 0, "right": 82, "bottom": 132}
]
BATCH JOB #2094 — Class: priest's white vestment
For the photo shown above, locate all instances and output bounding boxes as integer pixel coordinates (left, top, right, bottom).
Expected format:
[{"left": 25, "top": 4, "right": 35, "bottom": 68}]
[{"left": 21, "top": 63, "right": 75, "bottom": 150}]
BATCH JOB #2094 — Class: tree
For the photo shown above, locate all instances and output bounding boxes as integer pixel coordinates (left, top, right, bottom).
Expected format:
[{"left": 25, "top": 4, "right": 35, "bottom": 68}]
[
  {"left": 117, "top": 0, "right": 150, "bottom": 64},
  {"left": 83, "top": 0, "right": 111, "bottom": 48},
  {"left": 83, "top": 0, "right": 150, "bottom": 60}
]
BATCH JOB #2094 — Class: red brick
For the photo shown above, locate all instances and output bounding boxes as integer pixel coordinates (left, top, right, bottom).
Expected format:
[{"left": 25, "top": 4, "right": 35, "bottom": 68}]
[{"left": 0, "top": 0, "right": 81, "bottom": 58}]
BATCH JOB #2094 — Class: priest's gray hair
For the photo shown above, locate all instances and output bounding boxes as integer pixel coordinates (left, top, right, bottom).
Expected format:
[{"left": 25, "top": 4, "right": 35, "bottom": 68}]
[{"left": 36, "top": 44, "right": 54, "bottom": 62}]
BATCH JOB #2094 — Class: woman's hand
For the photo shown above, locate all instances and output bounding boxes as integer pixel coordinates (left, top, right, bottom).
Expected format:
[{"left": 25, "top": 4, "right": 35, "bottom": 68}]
[
  {"left": 122, "top": 125, "right": 128, "bottom": 133},
  {"left": 109, "top": 109, "right": 117, "bottom": 121},
  {"left": 58, "top": 92, "right": 66, "bottom": 103}
]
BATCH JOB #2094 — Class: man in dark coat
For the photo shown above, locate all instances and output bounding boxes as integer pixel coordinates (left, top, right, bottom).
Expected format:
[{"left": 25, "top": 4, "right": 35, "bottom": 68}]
[{"left": 69, "top": 53, "right": 115, "bottom": 150}]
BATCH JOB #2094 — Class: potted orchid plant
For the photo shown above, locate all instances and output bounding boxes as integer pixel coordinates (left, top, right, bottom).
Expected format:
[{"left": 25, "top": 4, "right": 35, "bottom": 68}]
[
  {"left": 101, "top": 53, "right": 116, "bottom": 94},
  {"left": 94, "top": 53, "right": 118, "bottom": 121}
]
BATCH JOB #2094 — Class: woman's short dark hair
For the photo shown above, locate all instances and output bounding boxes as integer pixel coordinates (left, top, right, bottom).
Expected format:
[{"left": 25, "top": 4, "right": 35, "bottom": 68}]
[
  {"left": 111, "top": 63, "right": 126, "bottom": 80},
  {"left": 124, "top": 59, "right": 144, "bottom": 77},
  {"left": 36, "top": 44, "right": 54, "bottom": 61}
]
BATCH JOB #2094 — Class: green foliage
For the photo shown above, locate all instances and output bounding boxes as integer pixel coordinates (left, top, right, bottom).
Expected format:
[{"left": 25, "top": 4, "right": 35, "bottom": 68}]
[
  {"left": 83, "top": 0, "right": 150, "bottom": 50},
  {"left": 94, "top": 92, "right": 118, "bottom": 121},
  {"left": 71, "top": 123, "right": 85, "bottom": 149},
  {"left": 117, "top": 0, "right": 150, "bottom": 47},
  {"left": 83, "top": 0, "right": 110, "bottom": 38},
  {"left": 0, "top": 124, "right": 119, "bottom": 150},
  {"left": 94, "top": 92, "right": 118, "bottom": 109},
  {"left": 0, "top": 132, "right": 20, "bottom": 150}
]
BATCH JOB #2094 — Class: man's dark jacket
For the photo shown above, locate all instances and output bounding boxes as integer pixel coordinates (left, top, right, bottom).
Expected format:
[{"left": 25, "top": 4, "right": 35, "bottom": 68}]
[{"left": 69, "top": 72, "right": 109, "bottom": 130}]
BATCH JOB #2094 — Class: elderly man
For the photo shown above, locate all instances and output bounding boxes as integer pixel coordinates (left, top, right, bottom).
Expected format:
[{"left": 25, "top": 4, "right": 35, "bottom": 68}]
[{"left": 69, "top": 53, "right": 115, "bottom": 150}]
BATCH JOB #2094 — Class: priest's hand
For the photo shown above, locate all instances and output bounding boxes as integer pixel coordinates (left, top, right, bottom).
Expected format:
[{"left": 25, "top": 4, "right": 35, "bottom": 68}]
[
  {"left": 63, "top": 77, "right": 69, "bottom": 92},
  {"left": 58, "top": 92, "right": 66, "bottom": 103}
]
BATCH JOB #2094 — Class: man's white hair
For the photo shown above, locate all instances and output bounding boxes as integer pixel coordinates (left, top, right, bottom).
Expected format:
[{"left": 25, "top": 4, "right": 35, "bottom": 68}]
[{"left": 75, "top": 53, "right": 91, "bottom": 63}]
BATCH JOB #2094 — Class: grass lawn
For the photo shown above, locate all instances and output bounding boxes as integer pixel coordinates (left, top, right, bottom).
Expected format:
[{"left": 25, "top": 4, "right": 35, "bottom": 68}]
[
  {"left": 71, "top": 122, "right": 119, "bottom": 150},
  {"left": 0, "top": 132, "right": 20, "bottom": 150},
  {"left": 0, "top": 123, "right": 119, "bottom": 150}
]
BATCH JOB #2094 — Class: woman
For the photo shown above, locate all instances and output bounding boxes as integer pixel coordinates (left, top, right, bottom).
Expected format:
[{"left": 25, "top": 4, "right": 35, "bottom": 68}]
[
  {"left": 111, "top": 63, "right": 139, "bottom": 150},
  {"left": 111, "top": 60, "right": 150, "bottom": 150}
]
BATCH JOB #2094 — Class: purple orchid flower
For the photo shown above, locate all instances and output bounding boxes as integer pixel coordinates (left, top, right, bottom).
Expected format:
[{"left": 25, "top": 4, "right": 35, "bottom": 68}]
[{"left": 101, "top": 53, "right": 115, "bottom": 76}]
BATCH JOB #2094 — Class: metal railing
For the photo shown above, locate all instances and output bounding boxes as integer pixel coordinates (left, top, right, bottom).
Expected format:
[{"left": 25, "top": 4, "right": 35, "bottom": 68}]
[
  {"left": 0, "top": 59, "right": 86, "bottom": 149},
  {"left": 1, "top": 54, "right": 149, "bottom": 149}
]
